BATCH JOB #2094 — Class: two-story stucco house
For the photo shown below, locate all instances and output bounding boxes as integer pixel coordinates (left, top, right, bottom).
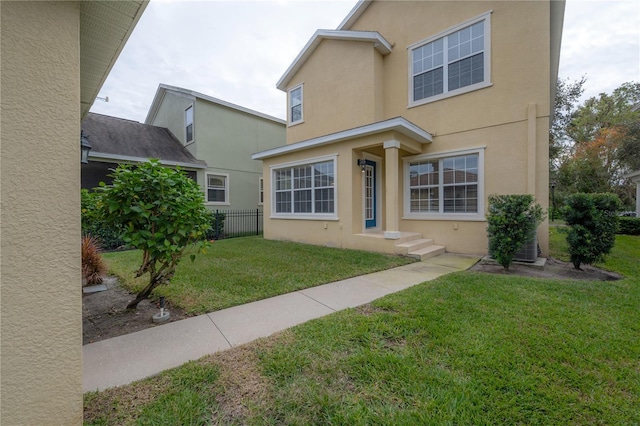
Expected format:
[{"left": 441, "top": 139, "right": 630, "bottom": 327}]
[
  {"left": 146, "top": 84, "right": 286, "bottom": 211},
  {"left": 253, "top": 0, "right": 564, "bottom": 258}
]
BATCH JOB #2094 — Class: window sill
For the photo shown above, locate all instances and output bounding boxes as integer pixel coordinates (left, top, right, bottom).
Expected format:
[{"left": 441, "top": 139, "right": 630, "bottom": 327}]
[
  {"left": 287, "top": 120, "right": 304, "bottom": 128},
  {"left": 206, "top": 202, "right": 230, "bottom": 206},
  {"left": 270, "top": 214, "right": 338, "bottom": 221},
  {"left": 403, "top": 213, "right": 486, "bottom": 222},
  {"left": 408, "top": 81, "right": 492, "bottom": 109}
]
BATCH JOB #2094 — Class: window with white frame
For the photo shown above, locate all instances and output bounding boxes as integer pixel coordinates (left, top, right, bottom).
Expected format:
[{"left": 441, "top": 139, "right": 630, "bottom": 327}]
[
  {"left": 259, "top": 177, "right": 264, "bottom": 205},
  {"left": 410, "top": 12, "right": 490, "bottom": 105},
  {"left": 206, "top": 173, "right": 228, "bottom": 204},
  {"left": 273, "top": 158, "right": 335, "bottom": 216},
  {"left": 185, "top": 105, "right": 194, "bottom": 143},
  {"left": 407, "top": 151, "right": 482, "bottom": 216},
  {"left": 289, "top": 85, "right": 303, "bottom": 125}
]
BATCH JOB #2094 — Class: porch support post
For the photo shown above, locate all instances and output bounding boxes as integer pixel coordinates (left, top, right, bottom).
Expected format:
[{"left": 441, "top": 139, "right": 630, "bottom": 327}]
[{"left": 384, "top": 140, "right": 401, "bottom": 239}]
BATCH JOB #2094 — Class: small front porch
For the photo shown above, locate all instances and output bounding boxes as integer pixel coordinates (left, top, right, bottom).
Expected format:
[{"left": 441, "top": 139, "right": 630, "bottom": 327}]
[{"left": 351, "top": 231, "right": 445, "bottom": 260}]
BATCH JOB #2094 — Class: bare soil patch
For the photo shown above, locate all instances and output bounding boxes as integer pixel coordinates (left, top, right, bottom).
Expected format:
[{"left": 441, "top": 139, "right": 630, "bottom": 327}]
[
  {"left": 83, "top": 276, "right": 190, "bottom": 345},
  {"left": 469, "top": 257, "right": 623, "bottom": 281}
]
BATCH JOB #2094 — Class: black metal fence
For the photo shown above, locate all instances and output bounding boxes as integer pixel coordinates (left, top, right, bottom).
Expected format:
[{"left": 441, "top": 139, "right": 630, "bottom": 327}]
[{"left": 207, "top": 209, "right": 263, "bottom": 240}]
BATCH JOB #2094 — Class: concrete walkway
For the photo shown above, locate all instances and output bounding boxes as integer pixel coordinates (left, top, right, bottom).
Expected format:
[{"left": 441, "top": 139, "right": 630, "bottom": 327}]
[{"left": 83, "top": 254, "right": 479, "bottom": 392}]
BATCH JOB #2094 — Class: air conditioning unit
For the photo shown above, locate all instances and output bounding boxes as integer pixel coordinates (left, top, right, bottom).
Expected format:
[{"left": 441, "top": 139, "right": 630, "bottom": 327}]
[
  {"left": 489, "top": 233, "right": 539, "bottom": 263},
  {"left": 513, "top": 234, "right": 538, "bottom": 263}
]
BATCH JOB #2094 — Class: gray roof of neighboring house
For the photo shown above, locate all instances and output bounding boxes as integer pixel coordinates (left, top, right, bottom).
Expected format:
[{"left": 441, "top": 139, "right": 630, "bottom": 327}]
[{"left": 81, "top": 113, "right": 207, "bottom": 169}]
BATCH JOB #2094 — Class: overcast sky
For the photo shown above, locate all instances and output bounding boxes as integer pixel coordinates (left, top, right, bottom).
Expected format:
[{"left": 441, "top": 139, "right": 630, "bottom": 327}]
[{"left": 90, "top": 0, "right": 640, "bottom": 123}]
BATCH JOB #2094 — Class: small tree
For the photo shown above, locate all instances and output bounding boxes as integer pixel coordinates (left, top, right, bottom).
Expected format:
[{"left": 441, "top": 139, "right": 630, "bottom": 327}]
[
  {"left": 486, "top": 194, "right": 545, "bottom": 270},
  {"left": 564, "top": 193, "right": 620, "bottom": 270},
  {"left": 98, "top": 160, "right": 211, "bottom": 309}
]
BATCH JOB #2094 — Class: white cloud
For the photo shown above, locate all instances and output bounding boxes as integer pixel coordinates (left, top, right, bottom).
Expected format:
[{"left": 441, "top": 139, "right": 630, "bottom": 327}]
[
  {"left": 90, "top": 0, "right": 640, "bottom": 122},
  {"left": 559, "top": 0, "right": 640, "bottom": 100}
]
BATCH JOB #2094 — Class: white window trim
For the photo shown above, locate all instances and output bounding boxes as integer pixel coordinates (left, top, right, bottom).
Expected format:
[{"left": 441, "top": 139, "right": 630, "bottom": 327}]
[
  {"left": 205, "top": 172, "right": 230, "bottom": 206},
  {"left": 403, "top": 147, "right": 486, "bottom": 221},
  {"left": 258, "top": 177, "right": 264, "bottom": 206},
  {"left": 185, "top": 104, "right": 194, "bottom": 145},
  {"left": 288, "top": 83, "right": 304, "bottom": 126},
  {"left": 408, "top": 11, "right": 492, "bottom": 108},
  {"left": 269, "top": 154, "right": 339, "bottom": 220}
]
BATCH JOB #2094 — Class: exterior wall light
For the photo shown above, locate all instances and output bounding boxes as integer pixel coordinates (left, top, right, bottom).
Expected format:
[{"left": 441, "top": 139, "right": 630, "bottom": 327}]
[
  {"left": 357, "top": 158, "right": 367, "bottom": 173},
  {"left": 81, "top": 130, "right": 92, "bottom": 164}
]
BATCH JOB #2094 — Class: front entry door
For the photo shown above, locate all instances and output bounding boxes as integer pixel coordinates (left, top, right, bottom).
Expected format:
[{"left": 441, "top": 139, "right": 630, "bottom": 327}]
[{"left": 364, "top": 159, "right": 377, "bottom": 229}]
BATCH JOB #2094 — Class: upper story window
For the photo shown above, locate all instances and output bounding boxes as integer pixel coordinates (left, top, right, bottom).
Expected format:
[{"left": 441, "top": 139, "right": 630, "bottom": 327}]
[
  {"left": 409, "top": 12, "right": 491, "bottom": 107},
  {"left": 288, "top": 84, "right": 303, "bottom": 125},
  {"left": 271, "top": 155, "right": 337, "bottom": 219},
  {"left": 185, "top": 105, "right": 194, "bottom": 143}
]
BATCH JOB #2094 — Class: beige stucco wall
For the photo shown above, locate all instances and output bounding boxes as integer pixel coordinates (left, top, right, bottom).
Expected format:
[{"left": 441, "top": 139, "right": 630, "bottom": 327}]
[
  {"left": 286, "top": 39, "right": 383, "bottom": 144},
  {"left": 266, "top": 0, "right": 554, "bottom": 256},
  {"left": 1, "top": 2, "right": 83, "bottom": 424}
]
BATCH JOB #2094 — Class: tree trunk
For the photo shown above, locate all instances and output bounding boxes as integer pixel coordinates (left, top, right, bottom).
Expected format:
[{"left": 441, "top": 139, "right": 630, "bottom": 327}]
[{"left": 126, "top": 279, "right": 161, "bottom": 309}]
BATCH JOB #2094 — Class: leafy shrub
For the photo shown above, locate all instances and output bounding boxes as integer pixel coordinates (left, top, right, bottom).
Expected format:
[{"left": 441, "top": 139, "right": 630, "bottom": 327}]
[
  {"left": 205, "top": 211, "right": 226, "bottom": 240},
  {"left": 486, "top": 194, "right": 545, "bottom": 270},
  {"left": 617, "top": 216, "right": 640, "bottom": 235},
  {"left": 81, "top": 189, "right": 124, "bottom": 250},
  {"left": 81, "top": 235, "right": 107, "bottom": 286},
  {"left": 564, "top": 193, "right": 621, "bottom": 269},
  {"left": 98, "top": 160, "right": 211, "bottom": 309}
]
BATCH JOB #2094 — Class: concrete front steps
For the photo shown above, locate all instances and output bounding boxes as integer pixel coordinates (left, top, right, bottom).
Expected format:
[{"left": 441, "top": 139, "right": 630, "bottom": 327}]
[{"left": 395, "top": 238, "right": 446, "bottom": 261}]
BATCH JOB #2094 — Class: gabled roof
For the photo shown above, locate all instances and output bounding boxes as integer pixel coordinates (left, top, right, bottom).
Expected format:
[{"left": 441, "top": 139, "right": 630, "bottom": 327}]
[
  {"left": 276, "top": 30, "right": 392, "bottom": 91},
  {"left": 82, "top": 113, "right": 207, "bottom": 169},
  {"left": 145, "top": 84, "right": 286, "bottom": 125},
  {"left": 252, "top": 117, "right": 432, "bottom": 160}
]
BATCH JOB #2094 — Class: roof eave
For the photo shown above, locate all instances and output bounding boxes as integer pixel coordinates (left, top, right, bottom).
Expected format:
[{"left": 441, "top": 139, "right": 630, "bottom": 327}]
[
  {"left": 80, "top": 1, "right": 149, "bottom": 119},
  {"left": 89, "top": 152, "right": 208, "bottom": 169},
  {"left": 337, "top": 0, "right": 373, "bottom": 30},
  {"left": 146, "top": 84, "right": 286, "bottom": 125},
  {"left": 252, "top": 118, "right": 432, "bottom": 160}
]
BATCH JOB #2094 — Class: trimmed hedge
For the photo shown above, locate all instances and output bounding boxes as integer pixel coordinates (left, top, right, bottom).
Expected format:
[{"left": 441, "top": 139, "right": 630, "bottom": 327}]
[
  {"left": 617, "top": 216, "right": 640, "bottom": 235},
  {"left": 564, "top": 193, "right": 620, "bottom": 269},
  {"left": 486, "top": 194, "right": 544, "bottom": 270}
]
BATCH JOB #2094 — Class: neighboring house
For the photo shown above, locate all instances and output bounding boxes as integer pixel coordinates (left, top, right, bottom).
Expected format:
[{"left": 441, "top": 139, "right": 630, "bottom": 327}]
[
  {"left": 624, "top": 170, "right": 640, "bottom": 216},
  {"left": 253, "top": 0, "right": 564, "bottom": 258},
  {"left": 146, "top": 84, "right": 286, "bottom": 211},
  {"left": 81, "top": 112, "right": 206, "bottom": 189},
  {"left": 1, "top": 1, "right": 147, "bottom": 424}
]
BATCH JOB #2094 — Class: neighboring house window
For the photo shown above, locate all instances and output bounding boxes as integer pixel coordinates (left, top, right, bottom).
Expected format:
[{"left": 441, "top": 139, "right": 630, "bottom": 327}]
[
  {"left": 259, "top": 177, "right": 264, "bottom": 205},
  {"left": 289, "top": 84, "right": 303, "bottom": 125},
  {"left": 185, "top": 105, "right": 194, "bottom": 143},
  {"left": 405, "top": 148, "right": 484, "bottom": 219},
  {"left": 272, "top": 156, "right": 336, "bottom": 218},
  {"left": 410, "top": 12, "right": 491, "bottom": 106},
  {"left": 206, "top": 173, "right": 228, "bottom": 204}
]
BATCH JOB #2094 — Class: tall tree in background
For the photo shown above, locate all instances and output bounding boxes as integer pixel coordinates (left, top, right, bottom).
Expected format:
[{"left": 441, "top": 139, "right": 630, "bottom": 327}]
[
  {"left": 552, "top": 81, "right": 640, "bottom": 209},
  {"left": 550, "top": 76, "right": 585, "bottom": 168}
]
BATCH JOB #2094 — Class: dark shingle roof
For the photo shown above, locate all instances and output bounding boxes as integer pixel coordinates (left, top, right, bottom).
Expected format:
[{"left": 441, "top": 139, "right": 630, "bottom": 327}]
[{"left": 81, "top": 113, "right": 206, "bottom": 168}]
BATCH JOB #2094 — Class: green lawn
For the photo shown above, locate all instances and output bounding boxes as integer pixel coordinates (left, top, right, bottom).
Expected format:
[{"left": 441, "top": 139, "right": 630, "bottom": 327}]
[
  {"left": 103, "top": 236, "right": 414, "bottom": 314},
  {"left": 86, "top": 235, "right": 640, "bottom": 425}
]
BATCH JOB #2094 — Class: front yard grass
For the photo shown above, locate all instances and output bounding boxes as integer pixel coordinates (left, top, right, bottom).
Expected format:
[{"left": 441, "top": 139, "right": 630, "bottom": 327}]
[
  {"left": 86, "top": 235, "right": 640, "bottom": 425},
  {"left": 103, "top": 236, "right": 414, "bottom": 314}
]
